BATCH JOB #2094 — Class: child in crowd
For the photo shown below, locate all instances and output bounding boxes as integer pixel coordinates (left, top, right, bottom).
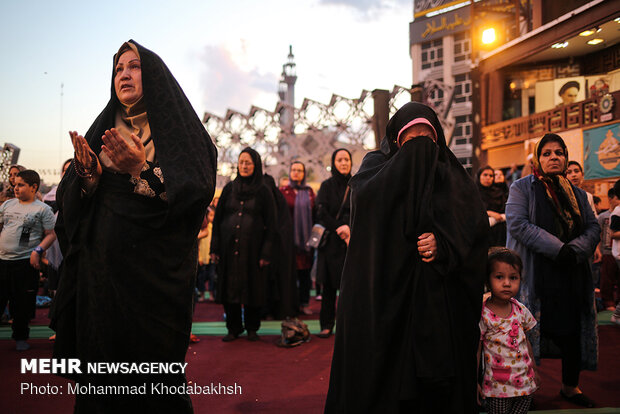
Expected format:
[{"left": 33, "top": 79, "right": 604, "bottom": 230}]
[
  {"left": 197, "top": 206, "right": 216, "bottom": 302},
  {"left": 478, "top": 247, "right": 538, "bottom": 413},
  {"left": 599, "top": 187, "right": 619, "bottom": 310},
  {"left": 0, "top": 170, "right": 56, "bottom": 351}
]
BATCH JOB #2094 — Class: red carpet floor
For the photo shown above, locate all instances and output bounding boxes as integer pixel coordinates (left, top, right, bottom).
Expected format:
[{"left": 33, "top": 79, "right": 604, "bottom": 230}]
[{"left": 3, "top": 302, "right": 619, "bottom": 413}]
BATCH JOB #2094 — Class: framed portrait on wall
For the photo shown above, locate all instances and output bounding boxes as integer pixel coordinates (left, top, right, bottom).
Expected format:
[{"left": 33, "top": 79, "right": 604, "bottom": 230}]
[{"left": 554, "top": 77, "right": 585, "bottom": 106}]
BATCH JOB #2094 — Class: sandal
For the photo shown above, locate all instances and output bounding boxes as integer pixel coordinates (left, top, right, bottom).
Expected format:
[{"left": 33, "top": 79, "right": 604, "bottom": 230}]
[{"left": 560, "top": 390, "right": 595, "bottom": 408}]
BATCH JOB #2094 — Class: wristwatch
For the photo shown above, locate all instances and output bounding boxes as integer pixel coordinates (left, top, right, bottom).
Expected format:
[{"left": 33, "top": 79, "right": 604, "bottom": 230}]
[{"left": 34, "top": 246, "right": 44, "bottom": 255}]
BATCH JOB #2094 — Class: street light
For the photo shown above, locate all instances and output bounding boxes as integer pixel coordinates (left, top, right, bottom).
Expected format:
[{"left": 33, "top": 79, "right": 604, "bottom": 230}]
[{"left": 481, "top": 28, "right": 496, "bottom": 45}]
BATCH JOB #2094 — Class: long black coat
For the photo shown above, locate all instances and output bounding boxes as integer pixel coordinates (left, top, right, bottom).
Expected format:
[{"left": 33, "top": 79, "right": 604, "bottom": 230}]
[
  {"left": 316, "top": 176, "right": 350, "bottom": 287},
  {"left": 264, "top": 175, "right": 298, "bottom": 319},
  {"left": 211, "top": 182, "right": 277, "bottom": 306}
]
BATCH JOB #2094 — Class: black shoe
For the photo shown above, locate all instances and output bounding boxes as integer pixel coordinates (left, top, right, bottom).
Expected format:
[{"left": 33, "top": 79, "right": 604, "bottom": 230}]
[
  {"left": 560, "top": 390, "right": 595, "bottom": 408},
  {"left": 247, "top": 331, "right": 259, "bottom": 341},
  {"left": 222, "top": 333, "right": 239, "bottom": 342},
  {"left": 316, "top": 329, "right": 332, "bottom": 338}
]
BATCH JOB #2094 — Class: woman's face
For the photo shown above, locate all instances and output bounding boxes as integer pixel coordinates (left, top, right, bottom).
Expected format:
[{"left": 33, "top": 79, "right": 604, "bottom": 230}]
[
  {"left": 479, "top": 169, "right": 494, "bottom": 187},
  {"left": 334, "top": 150, "right": 352, "bottom": 176},
  {"left": 8, "top": 167, "right": 20, "bottom": 186},
  {"left": 114, "top": 50, "right": 143, "bottom": 105},
  {"left": 539, "top": 141, "right": 566, "bottom": 175},
  {"left": 398, "top": 124, "right": 436, "bottom": 148},
  {"left": 566, "top": 164, "right": 583, "bottom": 187},
  {"left": 290, "top": 163, "right": 305, "bottom": 183},
  {"left": 494, "top": 169, "right": 505, "bottom": 183},
  {"left": 238, "top": 152, "right": 255, "bottom": 177}
]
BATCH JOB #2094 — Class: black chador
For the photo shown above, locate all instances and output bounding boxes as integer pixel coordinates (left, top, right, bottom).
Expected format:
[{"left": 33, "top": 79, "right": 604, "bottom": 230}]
[
  {"left": 210, "top": 148, "right": 277, "bottom": 334},
  {"left": 51, "top": 40, "right": 217, "bottom": 413},
  {"left": 263, "top": 174, "right": 298, "bottom": 319},
  {"left": 324, "top": 102, "right": 488, "bottom": 413}
]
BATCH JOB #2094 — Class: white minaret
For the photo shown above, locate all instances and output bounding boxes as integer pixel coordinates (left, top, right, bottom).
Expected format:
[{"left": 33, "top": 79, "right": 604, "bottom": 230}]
[{"left": 278, "top": 45, "right": 297, "bottom": 127}]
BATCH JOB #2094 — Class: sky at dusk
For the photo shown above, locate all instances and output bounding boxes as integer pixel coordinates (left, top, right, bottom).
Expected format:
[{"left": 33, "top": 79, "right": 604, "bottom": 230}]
[{"left": 0, "top": 0, "right": 413, "bottom": 183}]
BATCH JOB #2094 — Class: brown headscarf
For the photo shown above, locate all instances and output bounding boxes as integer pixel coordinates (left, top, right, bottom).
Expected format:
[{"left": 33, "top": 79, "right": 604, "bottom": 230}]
[
  {"left": 532, "top": 133, "right": 581, "bottom": 239},
  {"left": 99, "top": 42, "right": 154, "bottom": 171}
]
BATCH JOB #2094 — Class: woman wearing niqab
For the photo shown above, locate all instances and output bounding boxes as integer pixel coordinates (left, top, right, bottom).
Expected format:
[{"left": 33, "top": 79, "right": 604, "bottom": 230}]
[
  {"left": 324, "top": 102, "right": 488, "bottom": 413},
  {"left": 50, "top": 41, "right": 217, "bottom": 413}
]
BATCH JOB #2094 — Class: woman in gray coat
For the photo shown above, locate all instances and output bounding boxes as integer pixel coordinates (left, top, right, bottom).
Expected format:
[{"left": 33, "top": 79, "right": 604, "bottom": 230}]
[{"left": 506, "top": 133, "right": 599, "bottom": 408}]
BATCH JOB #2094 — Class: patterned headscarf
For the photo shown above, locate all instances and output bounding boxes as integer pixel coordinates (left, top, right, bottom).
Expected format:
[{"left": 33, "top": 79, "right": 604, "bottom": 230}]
[{"left": 532, "top": 133, "right": 581, "bottom": 239}]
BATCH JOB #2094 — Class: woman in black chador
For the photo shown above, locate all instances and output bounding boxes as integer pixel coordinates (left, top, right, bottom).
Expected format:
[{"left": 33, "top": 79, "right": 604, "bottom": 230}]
[
  {"left": 210, "top": 148, "right": 277, "bottom": 342},
  {"left": 51, "top": 41, "right": 217, "bottom": 413},
  {"left": 477, "top": 165, "right": 509, "bottom": 247},
  {"left": 316, "top": 148, "right": 352, "bottom": 338},
  {"left": 324, "top": 102, "right": 488, "bottom": 413},
  {"left": 263, "top": 174, "right": 298, "bottom": 319}
]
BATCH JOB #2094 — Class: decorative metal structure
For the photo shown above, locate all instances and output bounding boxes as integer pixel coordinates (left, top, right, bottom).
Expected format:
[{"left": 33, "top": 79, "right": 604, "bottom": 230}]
[
  {"left": 0, "top": 143, "right": 20, "bottom": 183},
  {"left": 203, "top": 49, "right": 455, "bottom": 186}
]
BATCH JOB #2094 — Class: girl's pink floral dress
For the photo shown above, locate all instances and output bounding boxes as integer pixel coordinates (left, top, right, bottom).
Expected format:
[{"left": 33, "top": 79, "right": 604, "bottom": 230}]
[{"left": 479, "top": 298, "right": 538, "bottom": 397}]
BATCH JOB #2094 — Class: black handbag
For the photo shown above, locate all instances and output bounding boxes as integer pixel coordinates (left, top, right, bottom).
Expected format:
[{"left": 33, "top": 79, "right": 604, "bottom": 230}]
[{"left": 306, "top": 186, "right": 350, "bottom": 249}]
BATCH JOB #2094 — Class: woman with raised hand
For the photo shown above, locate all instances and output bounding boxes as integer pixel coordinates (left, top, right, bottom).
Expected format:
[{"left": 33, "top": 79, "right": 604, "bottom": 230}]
[{"left": 51, "top": 40, "right": 217, "bottom": 413}]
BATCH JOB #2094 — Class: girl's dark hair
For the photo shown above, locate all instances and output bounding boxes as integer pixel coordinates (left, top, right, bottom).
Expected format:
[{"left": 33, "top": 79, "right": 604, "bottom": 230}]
[
  {"left": 487, "top": 247, "right": 523, "bottom": 284},
  {"left": 17, "top": 170, "right": 41, "bottom": 191},
  {"left": 567, "top": 160, "right": 583, "bottom": 173}
]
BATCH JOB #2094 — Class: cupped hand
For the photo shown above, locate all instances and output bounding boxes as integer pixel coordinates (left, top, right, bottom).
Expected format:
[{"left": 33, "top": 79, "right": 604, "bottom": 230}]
[
  {"left": 101, "top": 128, "right": 146, "bottom": 178},
  {"left": 417, "top": 232, "right": 437, "bottom": 263},
  {"left": 70, "top": 131, "right": 102, "bottom": 176}
]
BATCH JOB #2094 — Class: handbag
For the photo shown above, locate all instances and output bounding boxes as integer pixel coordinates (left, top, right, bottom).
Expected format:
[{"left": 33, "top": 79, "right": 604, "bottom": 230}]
[
  {"left": 306, "top": 186, "right": 350, "bottom": 249},
  {"left": 276, "top": 317, "right": 311, "bottom": 348}
]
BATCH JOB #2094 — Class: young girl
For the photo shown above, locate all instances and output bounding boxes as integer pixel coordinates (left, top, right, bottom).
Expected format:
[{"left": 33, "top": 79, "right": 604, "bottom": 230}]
[{"left": 478, "top": 247, "right": 538, "bottom": 413}]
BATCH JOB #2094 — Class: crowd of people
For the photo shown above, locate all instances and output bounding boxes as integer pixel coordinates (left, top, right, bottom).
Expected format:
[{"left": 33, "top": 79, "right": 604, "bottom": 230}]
[
  {"left": 205, "top": 146, "right": 353, "bottom": 342},
  {"left": 0, "top": 40, "right": 618, "bottom": 414}
]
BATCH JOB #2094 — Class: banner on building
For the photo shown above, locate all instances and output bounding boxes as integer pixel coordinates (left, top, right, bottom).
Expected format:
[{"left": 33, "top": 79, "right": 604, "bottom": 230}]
[
  {"left": 411, "top": 6, "right": 471, "bottom": 42},
  {"left": 414, "top": 0, "right": 462, "bottom": 18},
  {"left": 584, "top": 122, "right": 620, "bottom": 180}
]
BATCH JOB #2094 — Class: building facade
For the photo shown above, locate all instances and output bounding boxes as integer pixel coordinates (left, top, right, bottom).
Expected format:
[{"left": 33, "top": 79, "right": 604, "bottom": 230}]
[
  {"left": 475, "top": 0, "right": 620, "bottom": 202},
  {"left": 410, "top": 1, "right": 476, "bottom": 170}
]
